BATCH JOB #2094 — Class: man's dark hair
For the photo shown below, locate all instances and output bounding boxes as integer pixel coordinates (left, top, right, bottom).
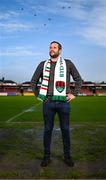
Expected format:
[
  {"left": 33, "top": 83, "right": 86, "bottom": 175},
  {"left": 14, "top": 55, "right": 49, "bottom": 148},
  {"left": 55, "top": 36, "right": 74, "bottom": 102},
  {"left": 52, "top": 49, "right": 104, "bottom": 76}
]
[{"left": 50, "top": 41, "right": 62, "bottom": 50}]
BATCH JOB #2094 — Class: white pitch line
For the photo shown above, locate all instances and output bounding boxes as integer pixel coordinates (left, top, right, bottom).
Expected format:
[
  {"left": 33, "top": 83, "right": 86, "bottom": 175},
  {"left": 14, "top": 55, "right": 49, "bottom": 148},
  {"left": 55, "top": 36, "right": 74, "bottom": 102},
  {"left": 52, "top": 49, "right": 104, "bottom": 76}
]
[{"left": 6, "top": 102, "right": 42, "bottom": 123}]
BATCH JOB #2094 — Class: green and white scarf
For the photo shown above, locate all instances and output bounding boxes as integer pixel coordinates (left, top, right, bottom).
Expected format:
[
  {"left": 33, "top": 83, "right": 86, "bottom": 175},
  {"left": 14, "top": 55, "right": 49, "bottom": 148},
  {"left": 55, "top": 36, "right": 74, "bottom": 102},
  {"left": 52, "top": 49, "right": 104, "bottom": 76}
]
[{"left": 38, "top": 57, "right": 67, "bottom": 101}]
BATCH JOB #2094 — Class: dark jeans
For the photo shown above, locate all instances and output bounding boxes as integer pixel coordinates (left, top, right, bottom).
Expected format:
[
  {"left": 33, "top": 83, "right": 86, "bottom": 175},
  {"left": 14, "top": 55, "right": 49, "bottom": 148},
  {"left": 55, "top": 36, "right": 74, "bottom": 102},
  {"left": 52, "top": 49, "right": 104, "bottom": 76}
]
[{"left": 43, "top": 99, "right": 71, "bottom": 158}]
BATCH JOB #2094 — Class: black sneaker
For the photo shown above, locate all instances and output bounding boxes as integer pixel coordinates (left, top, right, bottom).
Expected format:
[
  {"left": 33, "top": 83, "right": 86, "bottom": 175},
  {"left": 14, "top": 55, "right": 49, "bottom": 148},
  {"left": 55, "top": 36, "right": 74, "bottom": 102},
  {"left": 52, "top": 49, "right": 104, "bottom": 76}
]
[
  {"left": 64, "top": 157, "right": 74, "bottom": 167},
  {"left": 40, "top": 157, "right": 51, "bottom": 167}
]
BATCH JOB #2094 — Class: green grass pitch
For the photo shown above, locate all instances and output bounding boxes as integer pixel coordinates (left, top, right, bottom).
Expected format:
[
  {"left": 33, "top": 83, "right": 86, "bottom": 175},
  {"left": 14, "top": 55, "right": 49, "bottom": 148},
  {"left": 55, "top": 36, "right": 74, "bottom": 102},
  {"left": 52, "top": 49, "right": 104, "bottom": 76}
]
[
  {"left": 0, "top": 96, "right": 106, "bottom": 124},
  {"left": 0, "top": 96, "right": 106, "bottom": 179}
]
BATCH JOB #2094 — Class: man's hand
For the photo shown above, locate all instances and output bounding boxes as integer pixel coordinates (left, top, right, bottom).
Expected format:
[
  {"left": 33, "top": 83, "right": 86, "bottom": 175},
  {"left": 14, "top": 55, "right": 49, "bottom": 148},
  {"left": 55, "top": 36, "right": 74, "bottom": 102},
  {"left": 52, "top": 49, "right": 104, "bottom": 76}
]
[{"left": 66, "top": 93, "right": 76, "bottom": 102}]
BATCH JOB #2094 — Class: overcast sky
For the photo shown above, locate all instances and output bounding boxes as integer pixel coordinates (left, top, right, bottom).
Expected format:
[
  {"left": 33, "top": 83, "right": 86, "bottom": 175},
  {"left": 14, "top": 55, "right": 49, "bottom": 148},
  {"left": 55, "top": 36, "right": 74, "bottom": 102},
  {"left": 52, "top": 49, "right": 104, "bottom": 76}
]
[{"left": 0, "top": 0, "right": 106, "bottom": 83}]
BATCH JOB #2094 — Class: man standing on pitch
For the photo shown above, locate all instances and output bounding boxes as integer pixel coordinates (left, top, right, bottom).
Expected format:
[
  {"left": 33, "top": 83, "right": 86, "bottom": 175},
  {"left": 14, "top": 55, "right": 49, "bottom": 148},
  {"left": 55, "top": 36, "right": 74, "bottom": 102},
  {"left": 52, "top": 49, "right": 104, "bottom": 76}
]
[{"left": 31, "top": 41, "right": 82, "bottom": 167}]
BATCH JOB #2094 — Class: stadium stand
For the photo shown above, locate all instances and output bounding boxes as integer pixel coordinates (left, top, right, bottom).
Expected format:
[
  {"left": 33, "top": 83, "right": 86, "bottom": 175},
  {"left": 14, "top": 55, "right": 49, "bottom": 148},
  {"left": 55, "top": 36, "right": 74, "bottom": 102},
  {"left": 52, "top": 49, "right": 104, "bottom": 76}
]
[{"left": 0, "top": 79, "right": 106, "bottom": 96}]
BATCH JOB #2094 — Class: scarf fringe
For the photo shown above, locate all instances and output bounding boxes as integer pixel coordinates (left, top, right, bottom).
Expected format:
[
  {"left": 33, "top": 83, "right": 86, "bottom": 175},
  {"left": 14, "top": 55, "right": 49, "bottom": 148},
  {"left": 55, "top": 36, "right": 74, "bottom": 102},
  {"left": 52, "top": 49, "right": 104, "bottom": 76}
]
[
  {"left": 52, "top": 95, "right": 66, "bottom": 101},
  {"left": 38, "top": 94, "right": 67, "bottom": 101},
  {"left": 38, "top": 94, "right": 46, "bottom": 101}
]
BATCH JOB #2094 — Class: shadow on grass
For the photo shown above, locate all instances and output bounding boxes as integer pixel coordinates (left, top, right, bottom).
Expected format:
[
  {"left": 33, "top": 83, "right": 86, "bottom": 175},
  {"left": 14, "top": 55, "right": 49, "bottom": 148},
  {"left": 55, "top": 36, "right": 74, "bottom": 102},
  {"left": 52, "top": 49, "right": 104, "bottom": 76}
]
[{"left": 0, "top": 123, "right": 106, "bottom": 179}]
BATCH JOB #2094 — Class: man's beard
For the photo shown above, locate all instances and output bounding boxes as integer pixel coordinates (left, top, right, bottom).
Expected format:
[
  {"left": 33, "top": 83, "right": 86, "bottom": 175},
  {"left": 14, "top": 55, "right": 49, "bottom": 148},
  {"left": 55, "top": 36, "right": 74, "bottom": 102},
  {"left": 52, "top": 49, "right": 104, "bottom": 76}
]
[{"left": 49, "top": 51, "right": 60, "bottom": 58}]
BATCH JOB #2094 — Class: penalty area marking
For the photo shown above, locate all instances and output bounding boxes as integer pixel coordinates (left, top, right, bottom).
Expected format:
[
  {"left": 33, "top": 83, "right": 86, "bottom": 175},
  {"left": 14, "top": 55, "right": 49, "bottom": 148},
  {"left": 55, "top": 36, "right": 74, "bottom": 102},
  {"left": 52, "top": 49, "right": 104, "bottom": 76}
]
[{"left": 6, "top": 102, "right": 42, "bottom": 123}]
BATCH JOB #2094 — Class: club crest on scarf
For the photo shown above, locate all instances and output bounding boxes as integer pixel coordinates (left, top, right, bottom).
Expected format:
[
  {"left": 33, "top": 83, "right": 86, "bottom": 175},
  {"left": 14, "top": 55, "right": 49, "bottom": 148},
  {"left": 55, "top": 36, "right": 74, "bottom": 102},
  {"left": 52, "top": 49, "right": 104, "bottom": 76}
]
[{"left": 55, "top": 81, "right": 65, "bottom": 93}]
